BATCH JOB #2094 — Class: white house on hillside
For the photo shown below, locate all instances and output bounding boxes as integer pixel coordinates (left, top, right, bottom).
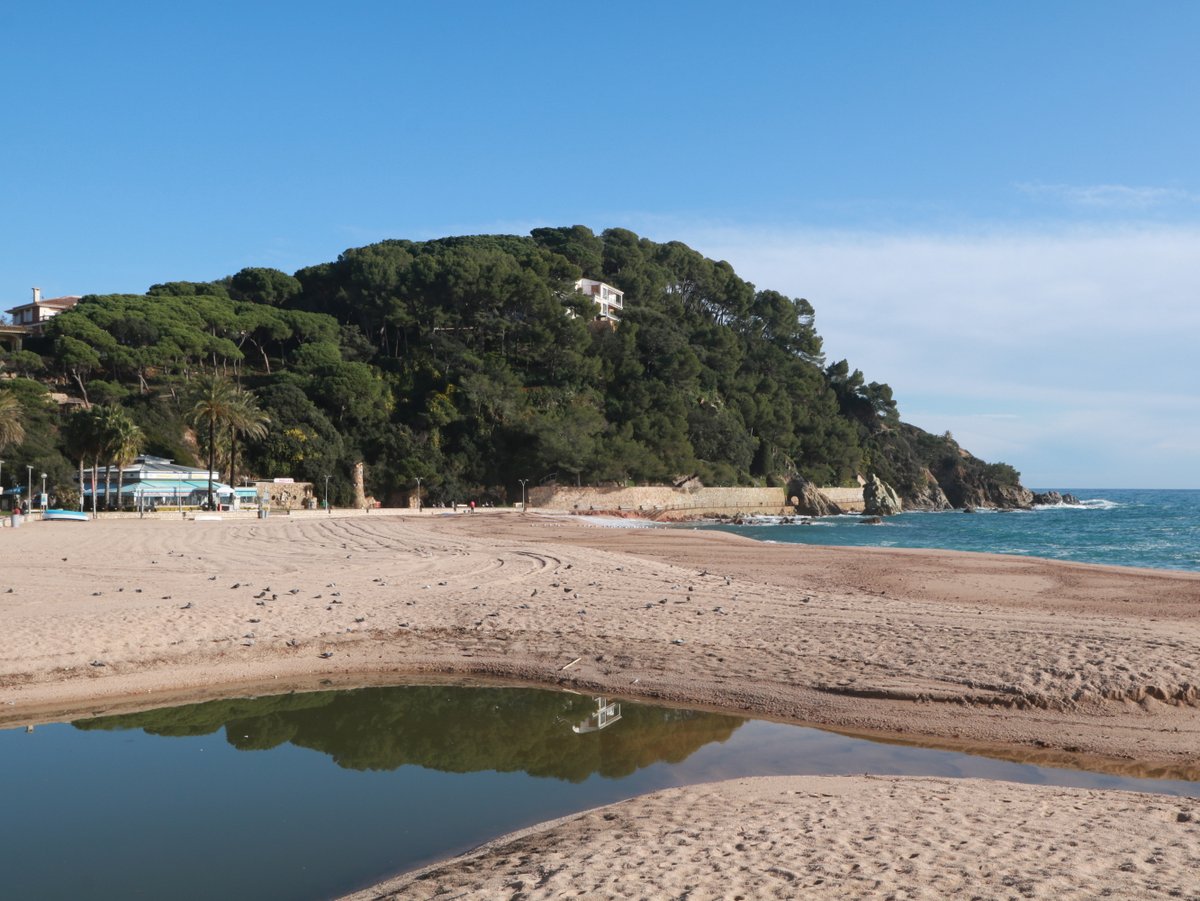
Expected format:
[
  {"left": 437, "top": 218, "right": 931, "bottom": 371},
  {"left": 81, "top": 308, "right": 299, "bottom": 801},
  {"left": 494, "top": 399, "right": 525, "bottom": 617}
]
[
  {"left": 6, "top": 288, "right": 81, "bottom": 333},
  {"left": 574, "top": 278, "right": 623, "bottom": 323}
]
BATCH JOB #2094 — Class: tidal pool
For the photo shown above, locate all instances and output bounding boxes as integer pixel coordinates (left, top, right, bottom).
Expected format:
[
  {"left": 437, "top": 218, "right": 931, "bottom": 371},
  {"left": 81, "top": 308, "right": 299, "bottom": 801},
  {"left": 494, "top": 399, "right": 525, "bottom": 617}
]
[{"left": 3, "top": 684, "right": 1196, "bottom": 900}]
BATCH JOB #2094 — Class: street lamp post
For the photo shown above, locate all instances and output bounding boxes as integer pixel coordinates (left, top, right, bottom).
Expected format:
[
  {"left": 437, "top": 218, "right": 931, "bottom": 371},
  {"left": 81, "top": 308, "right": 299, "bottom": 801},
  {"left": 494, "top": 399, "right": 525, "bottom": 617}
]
[
  {"left": 519, "top": 478, "right": 529, "bottom": 511},
  {"left": 414, "top": 477, "right": 422, "bottom": 512},
  {"left": 324, "top": 474, "right": 331, "bottom": 514},
  {"left": 40, "top": 472, "right": 47, "bottom": 510},
  {"left": 26, "top": 465, "right": 33, "bottom": 513}
]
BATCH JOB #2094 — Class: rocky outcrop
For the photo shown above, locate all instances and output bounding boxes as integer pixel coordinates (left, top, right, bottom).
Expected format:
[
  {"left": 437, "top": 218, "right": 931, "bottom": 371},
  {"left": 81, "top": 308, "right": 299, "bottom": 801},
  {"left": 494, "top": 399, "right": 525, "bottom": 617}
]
[
  {"left": 980, "top": 483, "right": 1033, "bottom": 509},
  {"left": 787, "top": 477, "right": 845, "bottom": 516},
  {"left": 863, "top": 474, "right": 903, "bottom": 516},
  {"left": 1032, "top": 491, "right": 1081, "bottom": 506},
  {"left": 866, "top": 422, "right": 1035, "bottom": 511},
  {"left": 933, "top": 460, "right": 1033, "bottom": 510},
  {"left": 902, "top": 469, "right": 953, "bottom": 511}
]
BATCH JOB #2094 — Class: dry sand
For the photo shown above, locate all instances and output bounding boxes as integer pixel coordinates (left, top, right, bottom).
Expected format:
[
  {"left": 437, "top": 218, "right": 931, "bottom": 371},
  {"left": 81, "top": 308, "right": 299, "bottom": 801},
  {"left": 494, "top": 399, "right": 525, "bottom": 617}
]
[
  {"left": 349, "top": 776, "right": 1200, "bottom": 901},
  {"left": 2, "top": 510, "right": 1198, "bottom": 897}
]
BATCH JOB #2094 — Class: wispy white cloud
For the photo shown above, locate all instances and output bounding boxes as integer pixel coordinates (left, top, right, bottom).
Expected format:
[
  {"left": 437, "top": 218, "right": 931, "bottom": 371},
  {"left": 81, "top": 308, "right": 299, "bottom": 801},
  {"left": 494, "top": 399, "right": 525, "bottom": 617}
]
[
  {"left": 1016, "top": 182, "right": 1199, "bottom": 209},
  {"left": 658, "top": 222, "right": 1200, "bottom": 487}
]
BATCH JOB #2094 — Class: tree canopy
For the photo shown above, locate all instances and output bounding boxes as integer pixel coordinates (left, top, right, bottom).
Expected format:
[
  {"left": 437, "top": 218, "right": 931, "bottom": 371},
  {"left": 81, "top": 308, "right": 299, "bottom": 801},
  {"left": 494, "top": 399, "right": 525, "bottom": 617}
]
[{"left": 2, "top": 226, "right": 1022, "bottom": 506}]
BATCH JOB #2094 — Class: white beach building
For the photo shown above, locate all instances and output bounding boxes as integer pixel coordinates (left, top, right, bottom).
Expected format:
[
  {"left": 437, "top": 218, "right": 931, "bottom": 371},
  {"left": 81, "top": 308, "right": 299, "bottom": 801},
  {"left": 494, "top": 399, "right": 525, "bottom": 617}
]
[{"left": 80, "top": 455, "right": 257, "bottom": 510}]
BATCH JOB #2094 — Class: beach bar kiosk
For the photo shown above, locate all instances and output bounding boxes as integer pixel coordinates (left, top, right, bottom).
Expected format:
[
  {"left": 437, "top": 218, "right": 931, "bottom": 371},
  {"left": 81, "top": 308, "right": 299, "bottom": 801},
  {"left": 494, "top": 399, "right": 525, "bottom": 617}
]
[{"left": 81, "top": 455, "right": 244, "bottom": 510}]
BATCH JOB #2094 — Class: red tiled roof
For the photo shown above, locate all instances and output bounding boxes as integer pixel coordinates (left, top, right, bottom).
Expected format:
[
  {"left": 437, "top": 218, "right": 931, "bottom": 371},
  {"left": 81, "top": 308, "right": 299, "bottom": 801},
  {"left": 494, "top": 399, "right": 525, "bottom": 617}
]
[{"left": 5, "top": 296, "right": 81, "bottom": 315}]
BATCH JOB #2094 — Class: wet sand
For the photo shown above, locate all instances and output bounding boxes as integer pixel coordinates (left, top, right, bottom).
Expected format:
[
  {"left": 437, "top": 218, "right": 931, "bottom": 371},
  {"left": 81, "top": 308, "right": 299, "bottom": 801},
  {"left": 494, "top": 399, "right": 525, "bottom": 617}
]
[{"left": 1, "top": 510, "right": 1198, "bottom": 897}]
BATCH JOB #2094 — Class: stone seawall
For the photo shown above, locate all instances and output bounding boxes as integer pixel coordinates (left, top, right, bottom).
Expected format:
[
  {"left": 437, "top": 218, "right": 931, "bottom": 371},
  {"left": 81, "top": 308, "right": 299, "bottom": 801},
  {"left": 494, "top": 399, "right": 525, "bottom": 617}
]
[
  {"left": 529, "top": 484, "right": 867, "bottom": 518},
  {"left": 816, "top": 486, "right": 866, "bottom": 512},
  {"left": 528, "top": 486, "right": 789, "bottom": 518}
]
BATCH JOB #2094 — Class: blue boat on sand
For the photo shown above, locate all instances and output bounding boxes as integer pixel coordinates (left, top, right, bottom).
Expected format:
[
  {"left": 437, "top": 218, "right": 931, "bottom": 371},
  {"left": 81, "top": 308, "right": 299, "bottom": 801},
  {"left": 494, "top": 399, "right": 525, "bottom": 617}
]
[{"left": 41, "top": 509, "right": 90, "bottom": 522}]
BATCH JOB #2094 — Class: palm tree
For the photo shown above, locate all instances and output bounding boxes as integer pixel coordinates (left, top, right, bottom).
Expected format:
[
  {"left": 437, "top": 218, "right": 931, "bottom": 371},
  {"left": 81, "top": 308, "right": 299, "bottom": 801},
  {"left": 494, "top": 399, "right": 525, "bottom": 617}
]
[
  {"left": 226, "top": 386, "right": 270, "bottom": 496},
  {"left": 0, "top": 390, "right": 25, "bottom": 451},
  {"left": 94, "top": 406, "right": 116, "bottom": 510},
  {"left": 188, "top": 374, "right": 236, "bottom": 510},
  {"left": 61, "top": 409, "right": 91, "bottom": 512},
  {"left": 63, "top": 407, "right": 107, "bottom": 514},
  {"left": 0, "top": 389, "right": 25, "bottom": 507},
  {"left": 93, "top": 406, "right": 126, "bottom": 511},
  {"left": 106, "top": 409, "right": 145, "bottom": 511}
]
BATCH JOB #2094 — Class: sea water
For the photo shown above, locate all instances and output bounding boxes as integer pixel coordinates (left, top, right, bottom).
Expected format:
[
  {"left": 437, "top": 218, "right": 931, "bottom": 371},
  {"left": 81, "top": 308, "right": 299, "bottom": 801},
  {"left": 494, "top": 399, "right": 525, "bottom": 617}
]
[{"left": 702, "top": 489, "right": 1200, "bottom": 572}]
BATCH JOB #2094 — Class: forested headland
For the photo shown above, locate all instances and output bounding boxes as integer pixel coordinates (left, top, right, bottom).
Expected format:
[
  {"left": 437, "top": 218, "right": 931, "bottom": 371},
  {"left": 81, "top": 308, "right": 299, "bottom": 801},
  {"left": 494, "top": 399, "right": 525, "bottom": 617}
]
[{"left": 0, "top": 226, "right": 1027, "bottom": 509}]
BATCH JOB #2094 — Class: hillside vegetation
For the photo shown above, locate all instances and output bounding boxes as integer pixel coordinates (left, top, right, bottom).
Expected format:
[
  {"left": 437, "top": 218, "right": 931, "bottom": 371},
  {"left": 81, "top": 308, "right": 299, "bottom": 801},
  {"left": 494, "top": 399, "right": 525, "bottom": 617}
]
[{"left": 0, "top": 226, "right": 1024, "bottom": 508}]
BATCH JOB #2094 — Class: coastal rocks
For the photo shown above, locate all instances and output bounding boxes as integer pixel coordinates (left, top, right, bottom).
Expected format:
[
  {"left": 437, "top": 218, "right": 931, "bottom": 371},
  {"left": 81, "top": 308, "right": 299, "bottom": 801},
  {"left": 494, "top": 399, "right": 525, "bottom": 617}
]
[
  {"left": 903, "top": 470, "right": 953, "bottom": 511},
  {"left": 863, "top": 474, "right": 903, "bottom": 516},
  {"left": 1033, "top": 491, "right": 1081, "bottom": 506},
  {"left": 866, "top": 422, "right": 1036, "bottom": 511},
  {"left": 787, "top": 477, "right": 845, "bottom": 517},
  {"left": 987, "top": 483, "right": 1034, "bottom": 509},
  {"left": 932, "top": 460, "right": 1034, "bottom": 510},
  {"left": 859, "top": 516, "right": 884, "bottom": 525}
]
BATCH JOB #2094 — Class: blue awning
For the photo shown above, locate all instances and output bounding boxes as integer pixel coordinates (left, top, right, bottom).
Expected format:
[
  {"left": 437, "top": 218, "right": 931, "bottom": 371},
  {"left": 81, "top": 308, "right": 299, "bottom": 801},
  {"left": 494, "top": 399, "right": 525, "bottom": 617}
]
[
  {"left": 84, "top": 480, "right": 223, "bottom": 496},
  {"left": 182, "top": 480, "right": 233, "bottom": 495}
]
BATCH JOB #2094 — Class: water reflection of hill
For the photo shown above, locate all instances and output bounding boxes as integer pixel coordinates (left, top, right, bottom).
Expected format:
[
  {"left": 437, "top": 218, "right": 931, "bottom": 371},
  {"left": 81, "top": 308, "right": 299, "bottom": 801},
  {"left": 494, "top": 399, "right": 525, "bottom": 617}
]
[{"left": 74, "top": 686, "right": 746, "bottom": 782}]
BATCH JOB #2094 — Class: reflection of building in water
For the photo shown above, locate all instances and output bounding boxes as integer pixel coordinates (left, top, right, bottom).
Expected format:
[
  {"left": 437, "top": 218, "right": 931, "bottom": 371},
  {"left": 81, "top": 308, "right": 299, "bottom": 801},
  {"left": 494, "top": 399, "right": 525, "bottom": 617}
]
[
  {"left": 572, "top": 696, "right": 622, "bottom": 733},
  {"left": 76, "top": 684, "right": 746, "bottom": 779}
]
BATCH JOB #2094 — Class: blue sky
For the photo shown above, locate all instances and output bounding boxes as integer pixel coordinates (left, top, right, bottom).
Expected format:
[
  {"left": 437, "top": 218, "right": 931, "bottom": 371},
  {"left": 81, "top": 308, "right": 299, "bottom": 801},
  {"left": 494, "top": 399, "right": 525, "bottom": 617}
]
[{"left": 3, "top": 2, "right": 1198, "bottom": 487}]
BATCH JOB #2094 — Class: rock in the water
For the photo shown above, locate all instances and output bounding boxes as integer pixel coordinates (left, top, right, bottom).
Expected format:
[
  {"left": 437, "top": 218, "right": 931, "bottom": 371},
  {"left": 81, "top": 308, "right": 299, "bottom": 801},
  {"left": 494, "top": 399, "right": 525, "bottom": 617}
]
[
  {"left": 787, "top": 477, "right": 845, "bottom": 517},
  {"left": 859, "top": 516, "right": 884, "bottom": 525},
  {"left": 1034, "top": 490, "right": 1083, "bottom": 506},
  {"left": 932, "top": 458, "right": 1033, "bottom": 510},
  {"left": 863, "top": 474, "right": 903, "bottom": 516}
]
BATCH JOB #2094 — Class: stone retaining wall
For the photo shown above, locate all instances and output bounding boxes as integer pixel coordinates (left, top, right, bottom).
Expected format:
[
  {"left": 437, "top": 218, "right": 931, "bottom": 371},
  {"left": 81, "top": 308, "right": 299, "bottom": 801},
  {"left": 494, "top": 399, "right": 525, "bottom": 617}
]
[
  {"left": 528, "top": 486, "right": 789, "bottom": 518},
  {"left": 252, "top": 481, "right": 316, "bottom": 510},
  {"left": 530, "top": 484, "right": 867, "bottom": 517},
  {"left": 815, "top": 486, "right": 866, "bottom": 512}
]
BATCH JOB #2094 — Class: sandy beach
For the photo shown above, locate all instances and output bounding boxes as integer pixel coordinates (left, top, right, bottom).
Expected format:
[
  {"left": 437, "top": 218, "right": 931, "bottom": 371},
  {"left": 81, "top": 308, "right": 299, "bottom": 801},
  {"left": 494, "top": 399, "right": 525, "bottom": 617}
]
[
  {"left": 2, "top": 510, "right": 1198, "bottom": 896},
  {"left": 350, "top": 775, "right": 1200, "bottom": 900}
]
